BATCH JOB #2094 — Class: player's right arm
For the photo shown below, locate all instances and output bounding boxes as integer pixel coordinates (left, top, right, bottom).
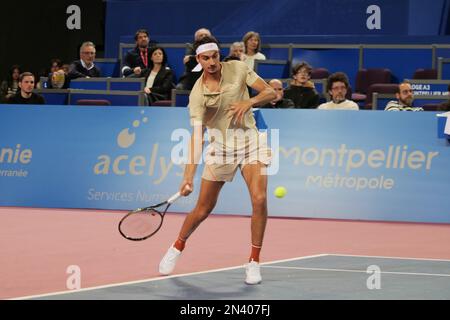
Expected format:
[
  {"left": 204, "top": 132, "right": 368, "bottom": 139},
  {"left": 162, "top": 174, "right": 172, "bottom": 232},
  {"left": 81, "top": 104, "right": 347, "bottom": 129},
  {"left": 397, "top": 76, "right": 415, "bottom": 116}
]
[{"left": 180, "top": 123, "right": 205, "bottom": 196}]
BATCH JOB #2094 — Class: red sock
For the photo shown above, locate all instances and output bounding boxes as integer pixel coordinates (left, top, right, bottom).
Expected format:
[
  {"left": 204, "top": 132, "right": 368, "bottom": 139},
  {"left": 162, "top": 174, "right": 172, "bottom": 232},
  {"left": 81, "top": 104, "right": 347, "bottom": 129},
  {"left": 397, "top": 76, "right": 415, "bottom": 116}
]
[
  {"left": 249, "top": 244, "right": 262, "bottom": 262},
  {"left": 174, "top": 237, "right": 186, "bottom": 252}
]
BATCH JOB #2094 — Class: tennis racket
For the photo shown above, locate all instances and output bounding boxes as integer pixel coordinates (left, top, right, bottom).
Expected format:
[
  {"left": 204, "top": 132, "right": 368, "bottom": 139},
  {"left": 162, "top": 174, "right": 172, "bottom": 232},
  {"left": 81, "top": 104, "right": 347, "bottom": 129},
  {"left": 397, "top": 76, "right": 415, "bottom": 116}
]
[{"left": 118, "top": 192, "right": 181, "bottom": 241}]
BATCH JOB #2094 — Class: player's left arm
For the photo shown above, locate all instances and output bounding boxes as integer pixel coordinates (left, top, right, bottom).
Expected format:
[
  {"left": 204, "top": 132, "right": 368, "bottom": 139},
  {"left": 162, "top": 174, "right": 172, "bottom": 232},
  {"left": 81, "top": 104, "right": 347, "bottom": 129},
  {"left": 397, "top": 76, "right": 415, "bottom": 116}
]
[{"left": 229, "top": 78, "right": 275, "bottom": 124}]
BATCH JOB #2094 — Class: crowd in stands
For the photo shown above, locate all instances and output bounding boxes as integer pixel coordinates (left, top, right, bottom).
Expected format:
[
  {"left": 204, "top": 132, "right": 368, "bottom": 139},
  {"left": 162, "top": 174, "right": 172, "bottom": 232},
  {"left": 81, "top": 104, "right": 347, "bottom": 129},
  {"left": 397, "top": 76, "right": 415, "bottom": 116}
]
[{"left": 1, "top": 27, "right": 450, "bottom": 111}]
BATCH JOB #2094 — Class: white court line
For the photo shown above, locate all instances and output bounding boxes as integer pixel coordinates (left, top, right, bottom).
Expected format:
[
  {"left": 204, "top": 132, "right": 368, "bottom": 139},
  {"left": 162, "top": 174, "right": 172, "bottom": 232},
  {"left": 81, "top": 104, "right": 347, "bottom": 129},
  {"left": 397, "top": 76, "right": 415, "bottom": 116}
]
[
  {"left": 327, "top": 253, "right": 450, "bottom": 263},
  {"left": 263, "top": 266, "right": 450, "bottom": 278},
  {"left": 11, "top": 253, "right": 329, "bottom": 300}
]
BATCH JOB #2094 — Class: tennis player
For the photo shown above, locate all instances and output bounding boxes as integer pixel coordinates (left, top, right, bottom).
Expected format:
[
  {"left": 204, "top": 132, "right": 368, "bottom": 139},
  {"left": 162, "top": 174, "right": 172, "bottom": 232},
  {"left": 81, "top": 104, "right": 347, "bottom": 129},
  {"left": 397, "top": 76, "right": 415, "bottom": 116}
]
[{"left": 159, "top": 35, "right": 276, "bottom": 284}]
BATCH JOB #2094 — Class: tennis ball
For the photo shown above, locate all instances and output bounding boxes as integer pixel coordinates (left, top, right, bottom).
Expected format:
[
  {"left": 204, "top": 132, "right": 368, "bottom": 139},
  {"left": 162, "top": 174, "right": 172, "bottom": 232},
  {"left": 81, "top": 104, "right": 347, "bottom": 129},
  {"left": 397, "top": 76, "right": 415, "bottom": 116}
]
[{"left": 274, "top": 186, "right": 287, "bottom": 198}]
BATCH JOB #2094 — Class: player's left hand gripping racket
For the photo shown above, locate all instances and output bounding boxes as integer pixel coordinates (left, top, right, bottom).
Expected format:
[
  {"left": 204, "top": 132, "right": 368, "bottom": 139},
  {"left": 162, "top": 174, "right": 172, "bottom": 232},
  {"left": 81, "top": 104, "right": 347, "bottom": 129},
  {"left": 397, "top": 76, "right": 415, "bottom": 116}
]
[{"left": 118, "top": 192, "right": 181, "bottom": 241}]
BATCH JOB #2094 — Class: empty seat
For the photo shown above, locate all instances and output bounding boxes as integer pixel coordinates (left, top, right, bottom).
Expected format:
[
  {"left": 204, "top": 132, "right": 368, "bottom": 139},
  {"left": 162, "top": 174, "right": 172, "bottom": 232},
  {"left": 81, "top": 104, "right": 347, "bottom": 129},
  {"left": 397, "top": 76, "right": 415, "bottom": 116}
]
[
  {"left": 76, "top": 99, "right": 111, "bottom": 106},
  {"left": 310, "top": 68, "right": 330, "bottom": 79},
  {"left": 352, "top": 68, "right": 392, "bottom": 102},
  {"left": 151, "top": 100, "right": 173, "bottom": 106},
  {"left": 421, "top": 103, "right": 442, "bottom": 111},
  {"left": 412, "top": 69, "right": 437, "bottom": 80},
  {"left": 363, "top": 83, "right": 399, "bottom": 110}
]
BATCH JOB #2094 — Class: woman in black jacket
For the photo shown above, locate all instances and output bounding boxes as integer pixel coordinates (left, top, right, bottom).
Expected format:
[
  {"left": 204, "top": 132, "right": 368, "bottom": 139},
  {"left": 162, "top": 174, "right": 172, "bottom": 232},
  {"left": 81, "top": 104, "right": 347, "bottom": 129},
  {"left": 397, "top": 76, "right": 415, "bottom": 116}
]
[
  {"left": 142, "top": 46, "right": 175, "bottom": 105},
  {"left": 0, "top": 65, "right": 21, "bottom": 103}
]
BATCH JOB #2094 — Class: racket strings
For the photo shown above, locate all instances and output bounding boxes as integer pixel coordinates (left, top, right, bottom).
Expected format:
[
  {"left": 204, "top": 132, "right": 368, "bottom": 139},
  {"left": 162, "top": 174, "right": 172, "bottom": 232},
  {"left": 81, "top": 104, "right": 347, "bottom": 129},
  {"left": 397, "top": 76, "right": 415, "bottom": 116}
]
[{"left": 120, "top": 209, "right": 162, "bottom": 240}]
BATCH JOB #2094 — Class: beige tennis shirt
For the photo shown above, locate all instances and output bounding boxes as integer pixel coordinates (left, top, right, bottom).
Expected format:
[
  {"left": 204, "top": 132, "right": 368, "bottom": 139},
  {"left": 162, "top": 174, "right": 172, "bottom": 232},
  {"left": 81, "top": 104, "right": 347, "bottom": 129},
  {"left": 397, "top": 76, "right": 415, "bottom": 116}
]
[{"left": 188, "top": 60, "right": 261, "bottom": 148}]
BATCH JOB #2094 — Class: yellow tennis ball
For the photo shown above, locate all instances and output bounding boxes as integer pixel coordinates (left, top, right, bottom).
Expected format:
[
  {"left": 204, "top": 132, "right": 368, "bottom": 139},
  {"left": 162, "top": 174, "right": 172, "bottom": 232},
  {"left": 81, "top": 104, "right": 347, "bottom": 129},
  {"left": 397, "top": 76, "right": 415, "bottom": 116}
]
[{"left": 274, "top": 186, "right": 287, "bottom": 198}]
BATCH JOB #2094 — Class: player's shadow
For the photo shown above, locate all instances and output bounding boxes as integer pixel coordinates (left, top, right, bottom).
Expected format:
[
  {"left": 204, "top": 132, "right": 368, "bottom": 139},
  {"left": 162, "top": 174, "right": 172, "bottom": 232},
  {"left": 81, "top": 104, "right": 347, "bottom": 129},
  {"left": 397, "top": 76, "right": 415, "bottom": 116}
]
[{"left": 154, "top": 273, "right": 264, "bottom": 300}]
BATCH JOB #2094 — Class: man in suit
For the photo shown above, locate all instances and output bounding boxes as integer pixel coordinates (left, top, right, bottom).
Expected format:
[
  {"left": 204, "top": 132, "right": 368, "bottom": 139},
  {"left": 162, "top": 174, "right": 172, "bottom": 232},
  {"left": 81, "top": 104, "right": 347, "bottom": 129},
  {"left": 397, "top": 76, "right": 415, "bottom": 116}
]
[{"left": 122, "top": 29, "right": 157, "bottom": 78}]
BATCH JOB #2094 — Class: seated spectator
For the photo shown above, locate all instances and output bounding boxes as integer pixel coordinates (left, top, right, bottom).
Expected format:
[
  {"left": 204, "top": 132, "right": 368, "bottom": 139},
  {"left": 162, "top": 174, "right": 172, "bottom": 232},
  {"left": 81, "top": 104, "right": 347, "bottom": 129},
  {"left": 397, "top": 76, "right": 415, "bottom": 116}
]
[
  {"left": 318, "top": 72, "right": 359, "bottom": 110},
  {"left": 242, "top": 31, "right": 266, "bottom": 70},
  {"left": 176, "top": 28, "right": 211, "bottom": 90},
  {"left": 47, "top": 58, "right": 69, "bottom": 89},
  {"left": 50, "top": 58, "right": 62, "bottom": 74},
  {"left": 7, "top": 72, "right": 45, "bottom": 105},
  {"left": 223, "top": 42, "right": 246, "bottom": 62},
  {"left": 142, "top": 46, "right": 175, "bottom": 105},
  {"left": 68, "top": 41, "right": 101, "bottom": 80},
  {"left": 284, "top": 62, "right": 319, "bottom": 108},
  {"left": 122, "top": 29, "right": 157, "bottom": 78},
  {"left": 0, "top": 65, "right": 21, "bottom": 103},
  {"left": 385, "top": 82, "right": 423, "bottom": 111},
  {"left": 260, "top": 79, "right": 294, "bottom": 108}
]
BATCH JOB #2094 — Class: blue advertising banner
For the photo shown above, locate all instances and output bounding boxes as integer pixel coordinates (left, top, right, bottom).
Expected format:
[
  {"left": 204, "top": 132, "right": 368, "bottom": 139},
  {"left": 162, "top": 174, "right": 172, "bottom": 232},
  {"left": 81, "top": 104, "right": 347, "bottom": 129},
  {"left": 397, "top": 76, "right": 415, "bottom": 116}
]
[
  {"left": 1, "top": 106, "right": 449, "bottom": 223},
  {"left": 411, "top": 83, "right": 450, "bottom": 96}
]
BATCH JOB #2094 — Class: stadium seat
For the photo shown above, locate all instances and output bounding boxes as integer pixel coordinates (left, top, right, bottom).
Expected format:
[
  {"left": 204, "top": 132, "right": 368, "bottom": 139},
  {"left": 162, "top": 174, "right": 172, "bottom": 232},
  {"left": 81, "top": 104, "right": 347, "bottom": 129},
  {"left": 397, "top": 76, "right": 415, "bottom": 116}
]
[
  {"left": 151, "top": 100, "right": 173, "bottom": 107},
  {"left": 362, "top": 83, "right": 398, "bottom": 110},
  {"left": 76, "top": 99, "right": 111, "bottom": 106},
  {"left": 412, "top": 68, "right": 437, "bottom": 79},
  {"left": 352, "top": 68, "right": 392, "bottom": 102},
  {"left": 421, "top": 103, "right": 442, "bottom": 111},
  {"left": 310, "top": 68, "right": 330, "bottom": 79}
]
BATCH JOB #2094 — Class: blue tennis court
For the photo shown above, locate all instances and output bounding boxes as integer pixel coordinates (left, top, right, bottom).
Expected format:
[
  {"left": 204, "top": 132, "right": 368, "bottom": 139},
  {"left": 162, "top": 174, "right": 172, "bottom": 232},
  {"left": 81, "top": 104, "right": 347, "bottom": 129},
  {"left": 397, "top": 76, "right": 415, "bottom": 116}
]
[{"left": 18, "top": 254, "right": 450, "bottom": 300}]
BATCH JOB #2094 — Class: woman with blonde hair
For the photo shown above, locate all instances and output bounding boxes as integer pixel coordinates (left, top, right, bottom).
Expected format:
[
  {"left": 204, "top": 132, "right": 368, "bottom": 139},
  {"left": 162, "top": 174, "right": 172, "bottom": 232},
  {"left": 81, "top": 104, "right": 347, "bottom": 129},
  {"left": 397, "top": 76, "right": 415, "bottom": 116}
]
[{"left": 242, "top": 31, "right": 266, "bottom": 70}]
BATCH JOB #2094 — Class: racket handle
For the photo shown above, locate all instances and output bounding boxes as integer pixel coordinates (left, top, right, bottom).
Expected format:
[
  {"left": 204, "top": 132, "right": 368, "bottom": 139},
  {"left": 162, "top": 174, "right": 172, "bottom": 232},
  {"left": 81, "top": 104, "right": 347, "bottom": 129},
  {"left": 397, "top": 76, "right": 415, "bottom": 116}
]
[{"left": 167, "top": 192, "right": 181, "bottom": 204}]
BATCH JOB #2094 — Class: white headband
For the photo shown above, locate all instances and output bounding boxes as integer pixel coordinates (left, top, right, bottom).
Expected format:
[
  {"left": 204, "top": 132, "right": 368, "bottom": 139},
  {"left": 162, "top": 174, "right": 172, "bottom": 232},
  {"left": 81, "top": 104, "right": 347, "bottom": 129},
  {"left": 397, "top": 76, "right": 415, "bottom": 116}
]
[
  {"left": 195, "top": 43, "right": 219, "bottom": 55},
  {"left": 192, "top": 43, "right": 219, "bottom": 72}
]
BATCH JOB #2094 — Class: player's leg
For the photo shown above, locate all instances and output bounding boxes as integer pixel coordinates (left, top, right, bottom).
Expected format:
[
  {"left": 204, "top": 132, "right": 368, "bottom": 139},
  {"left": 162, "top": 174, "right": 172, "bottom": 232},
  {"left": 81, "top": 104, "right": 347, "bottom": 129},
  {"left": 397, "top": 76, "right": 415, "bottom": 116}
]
[
  {"left": 159, "top": 178, "right": 224, "bottom": 275},
  {"left": 177, "top": 178, "right": 225, "bottom": 244},
  {"left": 240, "top": 161, "right": 268, "bottom": 284}
]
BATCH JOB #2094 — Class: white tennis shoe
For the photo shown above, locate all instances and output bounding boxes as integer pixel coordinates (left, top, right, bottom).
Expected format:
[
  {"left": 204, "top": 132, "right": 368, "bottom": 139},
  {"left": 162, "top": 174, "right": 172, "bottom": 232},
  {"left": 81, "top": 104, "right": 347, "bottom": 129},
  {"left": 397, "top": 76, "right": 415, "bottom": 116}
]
[
  {"left": 245, "top": 260, "right": 262, "bottom": 285},
  {"left": 159, "top": 246, "right": 181, "bottom": 275}
]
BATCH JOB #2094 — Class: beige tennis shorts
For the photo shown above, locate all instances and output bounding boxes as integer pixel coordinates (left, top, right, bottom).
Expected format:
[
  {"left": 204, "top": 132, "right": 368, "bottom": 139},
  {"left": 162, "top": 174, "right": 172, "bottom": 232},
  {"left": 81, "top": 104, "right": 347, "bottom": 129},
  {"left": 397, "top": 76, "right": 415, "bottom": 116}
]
[{"left": 202, "top": 132, "right": 272, "bottom": 182}]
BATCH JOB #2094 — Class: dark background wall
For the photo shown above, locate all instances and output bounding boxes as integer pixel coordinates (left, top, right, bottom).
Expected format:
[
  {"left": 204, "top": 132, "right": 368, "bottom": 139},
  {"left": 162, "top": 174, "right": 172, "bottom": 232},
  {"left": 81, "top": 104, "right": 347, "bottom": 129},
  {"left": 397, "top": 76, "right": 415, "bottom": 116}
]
[
  {"left": 1, "top": 0, "right": 450, "bottom": 80},
  {"left": 0, "top": 0, "right": 104, "bottom": 80}
]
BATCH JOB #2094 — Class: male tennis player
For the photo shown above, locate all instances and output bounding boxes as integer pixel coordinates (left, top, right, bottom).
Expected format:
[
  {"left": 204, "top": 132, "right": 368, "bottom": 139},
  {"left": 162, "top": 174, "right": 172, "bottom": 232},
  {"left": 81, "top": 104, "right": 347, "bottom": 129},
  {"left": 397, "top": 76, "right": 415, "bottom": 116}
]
[{"left": 159, "top": 35, "right": 275, "bottom": 284}]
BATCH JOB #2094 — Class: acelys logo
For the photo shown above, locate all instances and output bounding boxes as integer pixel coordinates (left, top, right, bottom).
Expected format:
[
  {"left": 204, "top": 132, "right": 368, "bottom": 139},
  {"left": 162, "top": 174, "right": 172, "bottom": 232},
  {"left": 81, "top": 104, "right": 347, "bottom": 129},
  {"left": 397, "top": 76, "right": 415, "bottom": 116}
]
[
  {"left": 93, "top": 110, "right": 177, "bottom": 184},
  {"left": 117, "top": 111, "right": 148, "bottom": 149}
]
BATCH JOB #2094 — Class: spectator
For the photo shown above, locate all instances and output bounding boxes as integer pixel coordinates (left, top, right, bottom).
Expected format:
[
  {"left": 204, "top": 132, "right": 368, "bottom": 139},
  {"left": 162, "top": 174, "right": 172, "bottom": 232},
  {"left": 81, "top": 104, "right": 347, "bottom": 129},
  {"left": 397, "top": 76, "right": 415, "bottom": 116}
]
[
  {"left": 67, "top": 41, "right": 101, "bottom": 80},
  {"left": 385, "top": 82, "right": 423, "bottom": 111},
  {"left": 122, "top": 29, "right": 157, "bottom": 78},
  {"left": 260, "top": 79, "right": 294, "bottom": 108},
  {"left": 318, "top": 72, "right": 359, "bottom": 110},
  {"left": 142, "top": 46, "right": 175, "bottom": 105},
  {"left": 47, "top": 58, "right": 69, "bottom": 89},
  {"left": 242, "top": 31, "right": 266, "bottom": 70},
  {"left": 49, "top": 58, "right": 62, "bottom": 74},
  {"left": 284, "top": 62, "right": 319, "bottom": 108},
  {"left": 7, "top": 72, "right": 45, "bottom": 105},
  {"left": 0, "top": 65, "right": 21, "bottom": 103},
  {"left": 223, "top": 42, "right": 246, "bottom": 62},
  {"left": 176, "top": 28, "right": 211, "bottom": 90}
]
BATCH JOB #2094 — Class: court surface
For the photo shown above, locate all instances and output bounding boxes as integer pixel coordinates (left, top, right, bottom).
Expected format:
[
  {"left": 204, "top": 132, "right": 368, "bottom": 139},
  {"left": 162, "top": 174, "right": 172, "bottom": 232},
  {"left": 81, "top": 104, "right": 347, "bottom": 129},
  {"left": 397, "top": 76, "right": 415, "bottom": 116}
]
[
  {"left": 2, "top": 207, "right": 450, "bottom": 300},
  {"left": 16, "top": 254, "right": 450, "bottom": 300}
]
